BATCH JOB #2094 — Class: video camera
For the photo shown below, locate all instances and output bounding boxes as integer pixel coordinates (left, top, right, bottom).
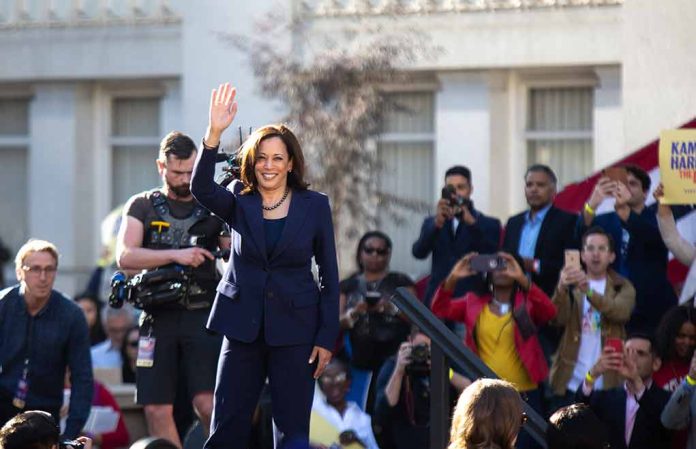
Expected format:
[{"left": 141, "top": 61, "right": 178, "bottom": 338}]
[
  {"left": 215, "top": 126, "right": 253, "bottom": 187},
  {"left": 109, "top": 247, "right": 229, "bottom": 311}
]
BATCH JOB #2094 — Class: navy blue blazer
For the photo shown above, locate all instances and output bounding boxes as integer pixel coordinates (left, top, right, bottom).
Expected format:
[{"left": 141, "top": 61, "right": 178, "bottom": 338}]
[
  {"left": 577, "top": 382, "right": 671, "bottom": 449},
  {"left": 412, "top": 210, "right": 501, "bottom": 305},
  {"left": 190, "top": 148, "right": 339, "bottom": 350},
  {"left": 503, "top": 206, "right": 578, "bottom": 297}
]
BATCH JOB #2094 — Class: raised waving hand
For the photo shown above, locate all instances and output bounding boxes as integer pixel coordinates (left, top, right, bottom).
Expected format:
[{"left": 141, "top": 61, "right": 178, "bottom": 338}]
[{"left": 204, "top": 82, "right": 238, "bottom": 147}]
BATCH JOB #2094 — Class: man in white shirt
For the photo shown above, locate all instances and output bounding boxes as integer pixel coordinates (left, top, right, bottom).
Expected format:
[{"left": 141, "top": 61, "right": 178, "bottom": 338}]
[
  {"left": 90, "top": 305, "right": 135, "bottom": 369},
  {"left": 310, "top": 359, "right": 379, "bottom": 449},
  {"left": 549, "top": 226, "right": 635, "bottom": 411}
]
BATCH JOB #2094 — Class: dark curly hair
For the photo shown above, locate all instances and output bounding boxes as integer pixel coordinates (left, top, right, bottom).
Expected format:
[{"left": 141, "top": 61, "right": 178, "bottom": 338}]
[{"left": 655, "top": 305, "right": 696, "bottom": 361}]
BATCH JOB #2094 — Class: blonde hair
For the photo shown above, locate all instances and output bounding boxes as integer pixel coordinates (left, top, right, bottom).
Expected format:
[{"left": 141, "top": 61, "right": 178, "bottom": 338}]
[
  {"left": 449, "top": 379, "right": 524, "bottom": 449},
  {"left": 15, "top": 239, "right": 59, "bottom": 271}
]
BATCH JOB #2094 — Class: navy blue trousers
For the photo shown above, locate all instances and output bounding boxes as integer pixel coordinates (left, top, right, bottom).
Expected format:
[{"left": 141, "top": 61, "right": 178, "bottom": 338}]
[{"left": 204, "top": 336, "right": 315, "bottom": 449}]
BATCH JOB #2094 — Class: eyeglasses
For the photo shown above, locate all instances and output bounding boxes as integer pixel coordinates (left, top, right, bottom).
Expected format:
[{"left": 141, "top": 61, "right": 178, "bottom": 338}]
[
  {"left": 22, "top": 265, "right": 57, "bottom": 276},
  {"left": 362, "top": 246, "right": 389, "bottom": 256},
  {"left": 319, "top": 372, "right": 347, "bottom": 386}
]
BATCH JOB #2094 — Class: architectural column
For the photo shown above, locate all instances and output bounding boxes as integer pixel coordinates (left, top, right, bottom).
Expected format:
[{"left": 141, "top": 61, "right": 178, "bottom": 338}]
[
  {"left": 594, "top": 66, "right": 623, "bottom": 168},
  {"left": 29, "top": 82, "right": 95, "bottom": 294},
  {"left": 435, "top": 72, "right": 491, "bottom": 211}
]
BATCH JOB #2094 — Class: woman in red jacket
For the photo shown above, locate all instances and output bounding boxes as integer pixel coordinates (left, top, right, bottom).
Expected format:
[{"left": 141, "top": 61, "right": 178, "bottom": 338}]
[{"left": 431, "top": 252, "right": 555, "bottom": 448}]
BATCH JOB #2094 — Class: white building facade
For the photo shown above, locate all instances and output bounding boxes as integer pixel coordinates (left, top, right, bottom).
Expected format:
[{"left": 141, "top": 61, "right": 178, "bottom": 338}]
[{"left": 0, "top": 0, "right": 694, "bottom": 290}]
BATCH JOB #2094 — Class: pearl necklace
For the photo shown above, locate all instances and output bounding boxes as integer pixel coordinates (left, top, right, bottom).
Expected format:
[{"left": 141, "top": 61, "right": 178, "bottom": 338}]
[{"left": 262, "top": 188, "right": 289, "bottom": 211}]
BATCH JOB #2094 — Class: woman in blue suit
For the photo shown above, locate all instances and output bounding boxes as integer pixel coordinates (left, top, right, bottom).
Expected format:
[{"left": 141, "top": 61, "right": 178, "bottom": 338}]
[{"left": 190, "top": 83, "right": 339, "bottom": 449}]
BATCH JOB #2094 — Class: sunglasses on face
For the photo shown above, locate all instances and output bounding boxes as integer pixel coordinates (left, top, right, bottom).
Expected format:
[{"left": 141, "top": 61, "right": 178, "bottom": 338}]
[
  {"left": 362, "top": 246, "right": 389, "bottom": 256},
  {"left": 319, "top": 372, "right": 348, "bottom": 386},
  {"left": 128, "top": 341, "right": 139, "bottom": 348}
]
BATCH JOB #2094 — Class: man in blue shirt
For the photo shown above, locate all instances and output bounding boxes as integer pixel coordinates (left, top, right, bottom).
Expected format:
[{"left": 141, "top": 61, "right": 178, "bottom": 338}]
[
  {"left": 412, "top": 165, "right": 501, "bottom": 305},
  {"left": 0, "top": 239, "right": 92, "bottom": 440},
  {"left": 503, "top": 164, "right": 578, "bottom": 360}
]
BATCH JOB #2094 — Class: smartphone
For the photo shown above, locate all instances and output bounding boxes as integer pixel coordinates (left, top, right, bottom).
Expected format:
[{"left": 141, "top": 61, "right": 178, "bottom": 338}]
[
  {"left": 602, "top": 167, "right": 629, "bottom": 185},
  {"left": 470, "top": 254, "right": 506, "bottom": 272},
  {"left": 564, "top": 249, "right": 581, "bottom": 269},
  {"left": 605, "top": 337, "right": 624, "bottom": 353}
]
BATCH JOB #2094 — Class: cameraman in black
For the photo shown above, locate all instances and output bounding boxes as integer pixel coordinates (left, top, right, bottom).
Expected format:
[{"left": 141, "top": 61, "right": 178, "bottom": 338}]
[
  {"left": 116, "top": 131, "right": 229, "bottom": 448},
  {"left": 374, "top": 329, "right": 468, "bottom": 449},
  {"left": 412, "top": 166, "right": 501, "bottom": 306}
]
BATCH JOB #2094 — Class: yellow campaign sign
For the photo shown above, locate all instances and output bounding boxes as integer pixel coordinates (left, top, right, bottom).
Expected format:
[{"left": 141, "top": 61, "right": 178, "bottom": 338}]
[{"left": 659, "top": 129, "right": 696, "bottom": 204}]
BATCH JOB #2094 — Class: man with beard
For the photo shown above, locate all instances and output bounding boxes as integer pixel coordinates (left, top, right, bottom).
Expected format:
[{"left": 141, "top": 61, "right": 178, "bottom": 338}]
[{"left": 116, "top": 131, "right": 229, "bottom": 447}]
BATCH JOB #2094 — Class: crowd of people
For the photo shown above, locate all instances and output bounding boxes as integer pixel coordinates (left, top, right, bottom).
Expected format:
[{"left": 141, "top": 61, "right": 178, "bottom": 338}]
[{"left": 2, "top": 85, "right": 696, "bottom": 449}]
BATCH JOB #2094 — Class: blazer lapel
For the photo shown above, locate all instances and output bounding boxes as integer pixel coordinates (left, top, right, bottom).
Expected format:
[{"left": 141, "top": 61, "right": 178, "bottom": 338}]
[
  {"left": 269, "top": 190, "right": 310, "bottom": 261},
  {"left": 237, "top": 192, "right": 267, "bottom": 260},
  {"left": 534, "top": 206, "right": 556, "bottom": 256}
]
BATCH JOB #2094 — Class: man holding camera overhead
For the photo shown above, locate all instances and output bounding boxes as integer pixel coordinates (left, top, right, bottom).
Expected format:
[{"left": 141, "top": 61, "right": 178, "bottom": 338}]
[
  {"left": 412, "top": 166, "right": 501, "bottom": 306},
  {"left": 115, "top": 131, "right": 230, "bottom": 447}
]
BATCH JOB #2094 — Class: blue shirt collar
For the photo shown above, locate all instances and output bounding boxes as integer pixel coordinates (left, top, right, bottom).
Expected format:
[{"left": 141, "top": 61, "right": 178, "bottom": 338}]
[{"left": 525, "top": 203, "right": 552, "bottom": 224}]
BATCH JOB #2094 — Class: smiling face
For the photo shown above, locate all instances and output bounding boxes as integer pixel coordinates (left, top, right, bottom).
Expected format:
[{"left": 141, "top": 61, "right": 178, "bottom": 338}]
[{"left": 254, "top": 136, "right": 293, "bottom": 193}]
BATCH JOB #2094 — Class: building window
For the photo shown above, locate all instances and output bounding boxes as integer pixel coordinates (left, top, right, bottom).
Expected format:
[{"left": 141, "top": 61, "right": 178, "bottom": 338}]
[
  {"left": 0, "top": 98, "right": 30, "bottom": 259},
  {"left": 526, "top": 87, "right": 593, "bottom": 186},
  {"left": 378, "top": 92, "right": 435, "bottom": 279},
  {"left": 110, "top": 98, "right": 161, "bottom": 207}
]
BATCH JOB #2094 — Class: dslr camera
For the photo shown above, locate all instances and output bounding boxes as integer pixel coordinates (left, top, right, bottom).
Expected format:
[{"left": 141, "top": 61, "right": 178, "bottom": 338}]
[
  {"left": 406, "top": 343, "right": 431, "bottom": 377},
  {"left": 441, "top": 185, "right": 472, "bottom": 217}
]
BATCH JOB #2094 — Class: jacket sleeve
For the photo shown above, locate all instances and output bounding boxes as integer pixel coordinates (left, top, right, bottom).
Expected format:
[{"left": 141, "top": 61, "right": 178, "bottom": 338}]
[
  {"left": 430, "top": 285, "right": 470, "bottom": 322},
  {"left": 313, "top": 195, "right": 340, "bottom": 350},
  {"left": 412, "top": 217, "right": 439, "bottom": 259},
  {"left": 526, "top": 283, "right": 557, "bottom": 325},
  {"left": 661, "top": 382, "right": 694, "bottom": 430},
  {"left": 550, "top": 286, "right": 573, "bottom": 326},
  {"left": 589, "top": 277, "right": 635, "bottom": 324},
  {"left": 64, "top": 310, "right": 94, "bottom": 439},
  {"left": 190, "top": 144, "right": 236, "bottom": 224},
  {"left": 657, "top": 210, "right": 696, "bottom": 266}
]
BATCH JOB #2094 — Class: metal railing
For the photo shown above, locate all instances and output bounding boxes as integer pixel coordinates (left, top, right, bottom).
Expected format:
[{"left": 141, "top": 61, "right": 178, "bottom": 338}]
[
  {"left": 390, "top": 286, "right": 548, "bottom": 448},
  {"left": 300, "top": 0, "right": 623, "bottom": 18}
]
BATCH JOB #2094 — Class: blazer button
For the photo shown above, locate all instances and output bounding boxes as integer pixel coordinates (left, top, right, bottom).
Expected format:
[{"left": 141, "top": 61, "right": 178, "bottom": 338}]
[{"left": 267, "top": 292, "right": 274, "bottom": 299}]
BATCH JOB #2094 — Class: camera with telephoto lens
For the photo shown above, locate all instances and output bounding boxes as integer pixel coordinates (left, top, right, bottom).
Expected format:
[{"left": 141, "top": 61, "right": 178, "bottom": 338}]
[
  {"left": 406, "top": 343, "right": 431, "bottom": 377},
  {"left": 59, "top": 440, "right": 85, "bottom": 449},
  {"left": 441, "top": 185, "right": 472, "bottom": 216}
]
